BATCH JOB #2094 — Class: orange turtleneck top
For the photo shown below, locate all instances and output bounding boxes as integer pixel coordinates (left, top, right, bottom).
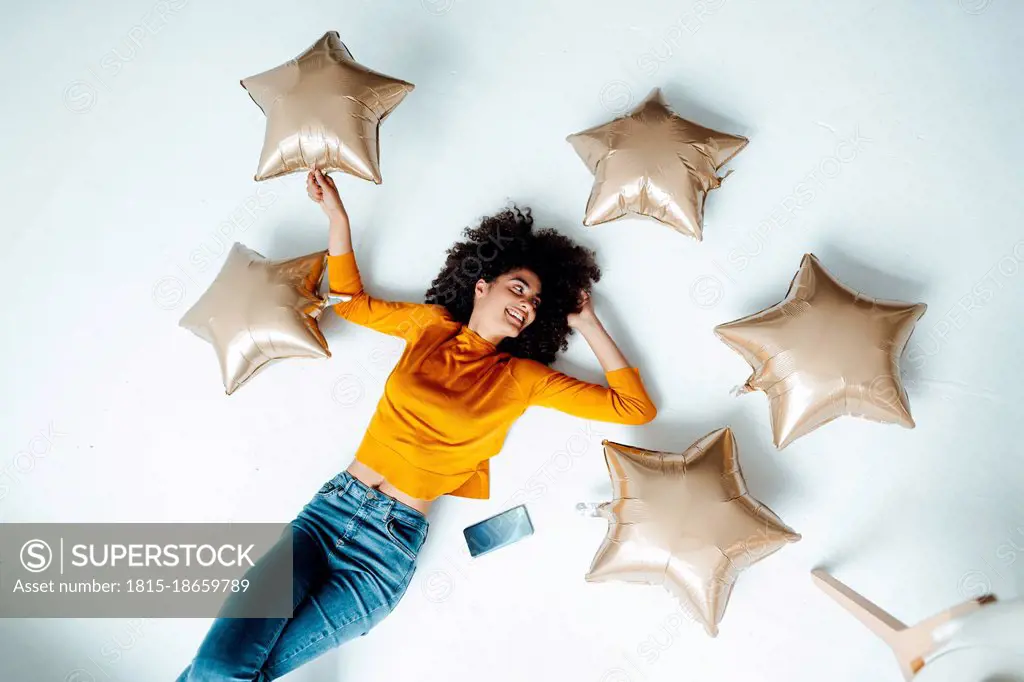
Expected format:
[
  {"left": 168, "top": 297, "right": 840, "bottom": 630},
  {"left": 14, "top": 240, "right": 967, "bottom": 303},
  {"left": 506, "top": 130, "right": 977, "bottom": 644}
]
[{"left": 327, "top": 250, "right": 658, "bottom": 500}]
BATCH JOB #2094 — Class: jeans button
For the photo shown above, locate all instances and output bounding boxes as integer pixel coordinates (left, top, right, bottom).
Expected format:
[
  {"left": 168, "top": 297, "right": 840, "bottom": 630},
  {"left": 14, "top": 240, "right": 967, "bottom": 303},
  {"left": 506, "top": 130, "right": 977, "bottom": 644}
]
[{"left": 365, "top": 490, "right": 376, "bottom": 500}]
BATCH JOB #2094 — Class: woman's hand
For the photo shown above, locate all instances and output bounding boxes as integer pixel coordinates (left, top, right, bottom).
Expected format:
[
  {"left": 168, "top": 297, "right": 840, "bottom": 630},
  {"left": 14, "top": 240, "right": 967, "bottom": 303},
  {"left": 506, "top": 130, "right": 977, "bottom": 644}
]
[
  {"left": 568, "top": 289, "right": 631, "bottom": 375},
  {"left": 306, "top": 168, "right": 346, "bottom": 217},
  {"left": 310, "top": 168, "right": 353, "bottom": 255},
  {"left": 567, "top": 289, "right": 597, "bottom": 330}
]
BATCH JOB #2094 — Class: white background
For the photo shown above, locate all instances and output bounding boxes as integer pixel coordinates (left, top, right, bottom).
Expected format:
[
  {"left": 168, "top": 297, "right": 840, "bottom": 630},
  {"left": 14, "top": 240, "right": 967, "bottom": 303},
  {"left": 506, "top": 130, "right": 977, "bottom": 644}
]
[{"left": 1, "top": 1, "right": 1022, "bottom": 680}]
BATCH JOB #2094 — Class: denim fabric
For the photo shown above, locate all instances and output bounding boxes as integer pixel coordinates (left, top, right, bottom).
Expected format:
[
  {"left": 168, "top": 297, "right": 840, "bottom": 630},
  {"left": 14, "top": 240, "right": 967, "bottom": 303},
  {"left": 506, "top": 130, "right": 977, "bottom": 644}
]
[{"left": 175, "top": 471, "right": 429, "bottom": 681}]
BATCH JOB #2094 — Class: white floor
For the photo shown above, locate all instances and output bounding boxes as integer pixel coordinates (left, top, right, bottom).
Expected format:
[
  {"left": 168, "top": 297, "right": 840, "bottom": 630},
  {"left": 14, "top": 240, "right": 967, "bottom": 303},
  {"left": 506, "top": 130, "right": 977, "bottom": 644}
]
[{"left": 2, "top": 1, "right": 1023, "bottom": 681}]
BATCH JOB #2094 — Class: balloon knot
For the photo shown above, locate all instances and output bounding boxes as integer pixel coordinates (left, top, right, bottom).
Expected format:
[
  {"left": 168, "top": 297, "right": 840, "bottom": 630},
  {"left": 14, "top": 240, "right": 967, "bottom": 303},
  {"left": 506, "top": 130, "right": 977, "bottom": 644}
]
[
  {"left": 711, "top": 169, "right": 735, "bottom": 189},
  {"left": 729, "top": 383, "right": 754, "bottom": 397}
]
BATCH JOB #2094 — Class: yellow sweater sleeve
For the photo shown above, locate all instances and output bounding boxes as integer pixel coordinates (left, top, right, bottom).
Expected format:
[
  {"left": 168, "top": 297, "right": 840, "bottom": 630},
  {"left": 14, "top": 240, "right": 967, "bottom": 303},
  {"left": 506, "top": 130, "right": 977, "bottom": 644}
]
[
  {"left": 512, "top": 359, "right": 657, "bottom": 425},
  {"left": 327, "top": 251, "right": 448, "bottom": 342}
]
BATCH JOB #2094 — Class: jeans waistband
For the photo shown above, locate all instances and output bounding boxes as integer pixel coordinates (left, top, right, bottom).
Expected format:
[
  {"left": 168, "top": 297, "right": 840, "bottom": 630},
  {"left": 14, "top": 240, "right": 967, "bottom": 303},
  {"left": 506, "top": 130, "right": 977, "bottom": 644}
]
[{"left": 338, "top": 471, "right": 429, "bottom": 529}]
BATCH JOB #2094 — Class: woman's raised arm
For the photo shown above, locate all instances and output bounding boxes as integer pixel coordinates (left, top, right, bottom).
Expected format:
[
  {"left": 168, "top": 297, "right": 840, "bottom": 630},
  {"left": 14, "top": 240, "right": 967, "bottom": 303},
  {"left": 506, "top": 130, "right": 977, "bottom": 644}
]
[{"left": 308, "top": 169, "right": 446, "bottom": 341}]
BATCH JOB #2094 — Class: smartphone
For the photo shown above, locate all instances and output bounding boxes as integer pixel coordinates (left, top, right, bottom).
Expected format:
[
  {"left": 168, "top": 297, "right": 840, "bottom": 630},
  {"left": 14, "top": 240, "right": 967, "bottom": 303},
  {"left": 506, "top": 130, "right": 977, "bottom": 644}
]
[{"left": 463, "top": 505, "right": 534, "bottom": 558}]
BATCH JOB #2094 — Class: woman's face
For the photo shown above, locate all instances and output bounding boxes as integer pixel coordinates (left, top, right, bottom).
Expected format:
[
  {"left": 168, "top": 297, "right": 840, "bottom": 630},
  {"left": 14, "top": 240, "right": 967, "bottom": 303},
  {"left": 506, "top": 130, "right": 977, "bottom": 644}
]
[{"left": 474, "top": 268, "right": 542, "bottom": 338}]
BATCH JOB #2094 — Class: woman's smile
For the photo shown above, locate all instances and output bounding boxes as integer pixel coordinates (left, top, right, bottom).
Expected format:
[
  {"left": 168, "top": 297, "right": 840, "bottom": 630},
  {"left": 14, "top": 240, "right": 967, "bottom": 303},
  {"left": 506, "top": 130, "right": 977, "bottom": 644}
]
[{"left": 505, "top": 307, "right": 526, "bottom": 329}]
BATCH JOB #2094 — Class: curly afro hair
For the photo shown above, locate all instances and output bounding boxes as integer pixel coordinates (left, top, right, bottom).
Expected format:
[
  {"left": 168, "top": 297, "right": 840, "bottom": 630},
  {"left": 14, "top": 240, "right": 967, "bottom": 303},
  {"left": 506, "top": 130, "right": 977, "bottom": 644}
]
[{"left": 425, "top": 205, "right": 600, "bottom": 366}]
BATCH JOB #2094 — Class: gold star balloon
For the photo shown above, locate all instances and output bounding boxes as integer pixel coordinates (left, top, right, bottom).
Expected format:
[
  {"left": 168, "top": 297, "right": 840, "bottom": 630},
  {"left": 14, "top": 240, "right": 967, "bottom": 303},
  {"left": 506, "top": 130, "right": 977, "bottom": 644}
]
[
  {"left": 715, "top": 253, "right": 927, "bottom": 449},
  {"left": 584, "top": 428, "right": 801, "bottom": 637},
  {"left": 240, "top": 30, "right": 415, "bottom": 183},
  {"left": 179, "top": 243, "right": 343, "bottom": 395},
  {"left": 566, "top": 87, "right": 748, "bottom": 241}
]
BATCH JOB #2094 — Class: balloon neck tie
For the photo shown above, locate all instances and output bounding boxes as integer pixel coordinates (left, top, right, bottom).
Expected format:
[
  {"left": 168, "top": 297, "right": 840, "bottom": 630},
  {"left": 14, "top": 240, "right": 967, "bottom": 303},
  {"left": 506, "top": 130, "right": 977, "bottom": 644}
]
[
  {"left": 730, "top": 382, "right": 755, "bottom": 397},
  {"left": 576, "top": 502, "right": 603, "bottom": 518},
  {"left": 327, "top": 293, "right": 352, "bottom": 303},
  {"left": 712, "top": 169, "right": 735, "bottom": 188}
]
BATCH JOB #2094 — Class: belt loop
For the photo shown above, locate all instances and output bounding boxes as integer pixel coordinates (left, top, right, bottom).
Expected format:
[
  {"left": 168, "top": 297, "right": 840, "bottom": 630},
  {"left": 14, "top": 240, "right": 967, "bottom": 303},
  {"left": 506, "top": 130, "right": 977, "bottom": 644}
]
[{"left": 341, "top": 471, "right": 355, "bottom": 495}]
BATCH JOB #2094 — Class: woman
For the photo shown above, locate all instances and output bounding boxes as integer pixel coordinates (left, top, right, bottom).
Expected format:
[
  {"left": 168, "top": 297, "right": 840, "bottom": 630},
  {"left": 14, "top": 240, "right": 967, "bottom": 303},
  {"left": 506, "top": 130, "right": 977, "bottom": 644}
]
[{"left": 176, "top": 169, "right": 657, "bottom": 681}]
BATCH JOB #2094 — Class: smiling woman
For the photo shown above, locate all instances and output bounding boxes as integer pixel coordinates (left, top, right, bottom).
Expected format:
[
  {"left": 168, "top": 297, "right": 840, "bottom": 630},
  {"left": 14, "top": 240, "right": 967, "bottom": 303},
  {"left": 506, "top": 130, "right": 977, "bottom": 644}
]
[
  {"left": 174, "top": 177, "right": 657, "bottom": 682},
  {"left": 496, "top": 269, "right": 542, "bottom": 332},
  {"left": 425, "top": 205, "right": 600, "bottom": 365},
  {"left": 328, "top": 202, "right": 655, "bottom": 506},
  {"left": 479, "top": 268, "right": 540, "bottom": 334}
]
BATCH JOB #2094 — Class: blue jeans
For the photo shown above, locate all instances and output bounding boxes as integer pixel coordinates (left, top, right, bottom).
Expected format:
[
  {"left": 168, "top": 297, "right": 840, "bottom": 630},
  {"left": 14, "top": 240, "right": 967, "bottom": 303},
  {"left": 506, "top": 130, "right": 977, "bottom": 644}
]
[{"left": 175, "top": 471, "right": 429, "bottom": 681}]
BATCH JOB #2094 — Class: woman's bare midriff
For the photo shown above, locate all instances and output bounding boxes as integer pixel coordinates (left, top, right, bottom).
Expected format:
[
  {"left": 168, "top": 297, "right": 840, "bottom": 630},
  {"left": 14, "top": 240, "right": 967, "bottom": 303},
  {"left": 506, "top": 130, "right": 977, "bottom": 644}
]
[{"left": 345, "top": 460, "right": 434, "bottom": 516}]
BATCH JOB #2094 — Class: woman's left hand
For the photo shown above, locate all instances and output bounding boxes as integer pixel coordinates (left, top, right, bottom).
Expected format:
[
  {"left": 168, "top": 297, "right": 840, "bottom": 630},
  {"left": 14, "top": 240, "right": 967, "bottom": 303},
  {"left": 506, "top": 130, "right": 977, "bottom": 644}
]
[{"left": 567, "top": 289, "right": 597, "bottom": 329}]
